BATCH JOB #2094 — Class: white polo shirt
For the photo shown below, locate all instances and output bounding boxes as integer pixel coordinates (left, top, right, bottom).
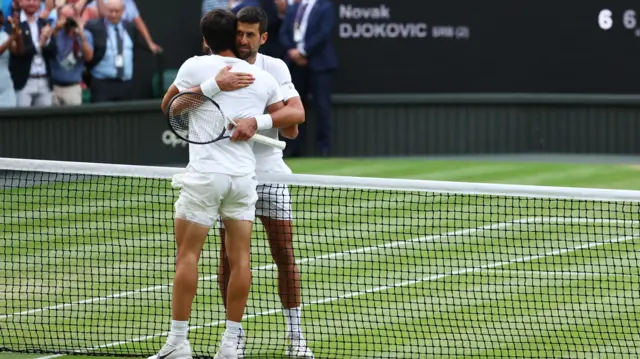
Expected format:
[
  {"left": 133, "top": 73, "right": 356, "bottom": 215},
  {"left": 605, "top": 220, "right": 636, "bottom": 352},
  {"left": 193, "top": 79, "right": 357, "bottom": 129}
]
[
  {"left": 251, "top": 53, "right": 300, "bottom": 171},
  {"left": 173, "top": 55, "right": 283, "bottom": 176}
]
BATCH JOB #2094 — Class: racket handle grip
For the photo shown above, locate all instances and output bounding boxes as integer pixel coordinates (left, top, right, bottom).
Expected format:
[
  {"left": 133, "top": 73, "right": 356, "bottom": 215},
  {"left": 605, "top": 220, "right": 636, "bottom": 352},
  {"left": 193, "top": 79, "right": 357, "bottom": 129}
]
[{"left": 251, "top": 133, "right": 287, "bottom": 150}]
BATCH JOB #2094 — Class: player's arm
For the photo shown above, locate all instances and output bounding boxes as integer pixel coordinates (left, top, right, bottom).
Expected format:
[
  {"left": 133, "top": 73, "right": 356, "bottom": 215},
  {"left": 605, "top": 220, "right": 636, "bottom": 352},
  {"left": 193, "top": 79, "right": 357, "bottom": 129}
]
[
  {"left": 161, "top": 84, "right": 180, "bottom": 113},
  {"left": 271, "top": 97, "right": 303, "bottom": 139},
  {"left": 161, "top": 64, "right": 255, "bottom": 114},
  {"left": 161, "top": 57, "right": 199, "bottom": 113},
  {"left": 267, "top": 59, "right": 305, "bottom": 139},
  {"left": 230, "top": 79, "right": 288, "bottom": 141}
]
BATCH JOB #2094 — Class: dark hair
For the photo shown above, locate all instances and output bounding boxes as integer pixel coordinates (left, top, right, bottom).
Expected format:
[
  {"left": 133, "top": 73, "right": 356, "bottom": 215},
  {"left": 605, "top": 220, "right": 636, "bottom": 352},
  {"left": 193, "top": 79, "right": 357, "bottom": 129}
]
[
  {"left": 236, "top": 6, "right": 268, "bottom": 34},
  {"left": 200, "top": 9, "right": 237, "bottom": 54}
]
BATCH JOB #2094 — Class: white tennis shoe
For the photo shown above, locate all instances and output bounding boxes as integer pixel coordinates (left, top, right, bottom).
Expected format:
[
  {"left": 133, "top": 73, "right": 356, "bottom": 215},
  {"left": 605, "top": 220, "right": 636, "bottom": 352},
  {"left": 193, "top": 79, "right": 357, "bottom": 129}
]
[
  {"left": 236, "top": 328, "right": 247, "bottom": 358},
  {"left": 147, "top": 339, "right": 192, "bottom": 359},
  {"left": 213, "top": 337, "right": 239, "bottom": 359},
  {"left": 285, "top": 334, "right": 315, "bottom": 358}
]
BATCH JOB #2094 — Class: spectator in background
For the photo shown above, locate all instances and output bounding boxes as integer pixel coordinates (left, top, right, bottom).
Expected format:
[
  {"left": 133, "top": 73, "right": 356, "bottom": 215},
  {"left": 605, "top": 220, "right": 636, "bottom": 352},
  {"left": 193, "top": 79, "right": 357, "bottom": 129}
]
[
  {"left": 200, "top": 0, "right": 227, "bottom": 53},
  {"left": 84, "top": 0, "right": 148, "bottom": 102},
  {"left": 0, "top": 9, "right": 23, "bottom": 107},
  {"left": 80, "top": 0, "right": 99, "bottom": 22},
  {"left": 201, "top": 0, "right": 226, "bottom": 16},
  {"left": 280, "top": 0, "right": 337, "bottom": 156},
  {"left": 257, "top": 0, "right": 284, "bottom": 58},
  {"left": 10, "top": 0, "right": 57, "bottom": 107},
  {"left": 1, "top": 0, "right": 16, "bottom": 18},
  {"left": 46, "top": 0, "right": 90, "bottom": 25},
  {"left": 229, "top": 0, "right": 259, "bottom": 14},
  {"left": 49, "top": 3, "right": 92, "bottom": 105},
  {"left": 87, "top": 0, "right": 160, "bottom": 53}
]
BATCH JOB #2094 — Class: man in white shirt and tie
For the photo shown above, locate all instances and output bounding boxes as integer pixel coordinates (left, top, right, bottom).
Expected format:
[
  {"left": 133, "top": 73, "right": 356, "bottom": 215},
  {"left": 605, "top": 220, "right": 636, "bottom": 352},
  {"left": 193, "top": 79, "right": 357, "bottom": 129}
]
[{"left": 279, "top": 0, "right": 337, "bottom": 157}]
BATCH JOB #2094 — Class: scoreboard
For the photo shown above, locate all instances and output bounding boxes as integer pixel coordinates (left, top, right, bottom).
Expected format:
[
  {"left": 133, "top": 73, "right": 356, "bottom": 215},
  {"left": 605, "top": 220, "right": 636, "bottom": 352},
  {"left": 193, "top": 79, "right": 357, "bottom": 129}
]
[{"left": 332, "top": 1, "right": 640, "bottom": 94}]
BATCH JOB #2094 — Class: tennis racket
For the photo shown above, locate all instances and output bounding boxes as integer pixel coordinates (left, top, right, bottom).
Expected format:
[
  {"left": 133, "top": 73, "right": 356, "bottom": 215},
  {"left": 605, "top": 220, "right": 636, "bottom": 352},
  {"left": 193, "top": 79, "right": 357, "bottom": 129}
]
[{"left": 166, "top": 91, "right": 286, "bottom": 150}]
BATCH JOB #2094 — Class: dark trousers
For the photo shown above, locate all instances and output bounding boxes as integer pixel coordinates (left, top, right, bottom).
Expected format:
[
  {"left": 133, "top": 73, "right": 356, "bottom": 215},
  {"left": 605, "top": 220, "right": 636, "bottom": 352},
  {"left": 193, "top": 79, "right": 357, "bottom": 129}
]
[
  {"left": 288, "top": 65, "right": 333, "bottom": 157},
  {"left": 90, "top": 78, "right": 134, "bottom": 103}
]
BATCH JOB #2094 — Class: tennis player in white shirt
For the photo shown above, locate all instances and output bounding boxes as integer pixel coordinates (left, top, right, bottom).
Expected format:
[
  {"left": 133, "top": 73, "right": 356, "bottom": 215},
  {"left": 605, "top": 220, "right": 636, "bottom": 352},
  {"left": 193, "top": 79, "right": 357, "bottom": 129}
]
[
  {"left": 152, "top": 9, "right": 293, "bottom": 359},
  {"left": 213, "top": 6, "right": 312, "bottom": 359}
]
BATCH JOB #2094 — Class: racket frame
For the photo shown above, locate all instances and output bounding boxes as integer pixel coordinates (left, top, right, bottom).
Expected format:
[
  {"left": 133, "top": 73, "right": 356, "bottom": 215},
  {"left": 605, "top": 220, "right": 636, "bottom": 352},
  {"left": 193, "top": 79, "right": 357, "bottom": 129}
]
[{"left": 166, "top": 91, "right": 286, "bottom": 150}]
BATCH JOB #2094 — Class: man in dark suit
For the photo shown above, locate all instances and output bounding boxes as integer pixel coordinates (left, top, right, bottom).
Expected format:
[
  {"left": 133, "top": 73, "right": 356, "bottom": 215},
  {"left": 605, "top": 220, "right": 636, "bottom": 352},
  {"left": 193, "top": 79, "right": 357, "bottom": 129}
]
[
  {"left": 83, "top": 0, "right": 149, "bottom": 102},
  {"left": 7, "top": 0, "right": 57, "bottom": 107},
  {"left": 280, "top": 0, "right": 337, "bottom": 157},
  {"left": 257, "top": 0, "right": 284, "bottom": 58}
]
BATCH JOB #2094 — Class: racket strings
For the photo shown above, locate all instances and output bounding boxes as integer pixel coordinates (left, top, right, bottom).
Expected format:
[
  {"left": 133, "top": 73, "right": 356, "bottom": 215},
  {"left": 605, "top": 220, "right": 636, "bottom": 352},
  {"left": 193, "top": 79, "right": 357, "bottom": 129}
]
[{"left": 168, "top": 94, "right": 227, "bottom": 144}]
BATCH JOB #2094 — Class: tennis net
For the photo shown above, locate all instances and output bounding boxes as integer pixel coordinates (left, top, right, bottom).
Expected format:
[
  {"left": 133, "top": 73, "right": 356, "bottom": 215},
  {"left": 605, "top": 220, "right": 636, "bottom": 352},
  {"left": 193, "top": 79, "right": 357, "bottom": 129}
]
[{"left": 1, "top": 157, "right": 639, "bottom": 358}]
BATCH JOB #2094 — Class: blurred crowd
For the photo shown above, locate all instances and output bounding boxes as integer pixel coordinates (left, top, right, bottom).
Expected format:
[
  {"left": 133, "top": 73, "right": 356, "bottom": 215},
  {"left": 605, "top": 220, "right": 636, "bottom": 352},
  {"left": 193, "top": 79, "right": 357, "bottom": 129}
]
[
  {"left": 0, "top": 0, "right": 336, "bottom": 155},
  {"left": 0, "top": 0, "right": 160, "bottom": 107}
]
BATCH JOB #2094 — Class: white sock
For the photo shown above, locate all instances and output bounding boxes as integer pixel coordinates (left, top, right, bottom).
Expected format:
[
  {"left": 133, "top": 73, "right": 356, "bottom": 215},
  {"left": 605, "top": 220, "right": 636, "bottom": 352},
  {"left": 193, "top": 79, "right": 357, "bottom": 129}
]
[
  {"left": 223, "top": 320, "right": 243, "bottom": 343},
  {"left": 168, "top": 320, "right": 189, "bottom": 346},
  {"left": 284, "top": 307, "right": 302, "bottom": 338}
]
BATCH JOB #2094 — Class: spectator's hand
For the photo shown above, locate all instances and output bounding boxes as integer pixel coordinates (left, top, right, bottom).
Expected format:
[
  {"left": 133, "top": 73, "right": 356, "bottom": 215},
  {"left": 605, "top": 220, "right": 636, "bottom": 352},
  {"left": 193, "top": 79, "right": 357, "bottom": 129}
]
[
  {"left": 229, "top": 118, "right": 257, "bottom": 141},
  {"left": 39, "top": 24, "right": 53, "bottom": 46},
  {"left": 288, "top": 49, "right": 308, "bottom": 66},
  {"left": 148, "top": 41, "right": 162, "bottom": 54},
  {"left": 8, "top": 16, "right": 21, "bottom": 37},
  {"left": 54, "top": 19, "right": 65, "bottom": 31},
  {"left": 74, "top": 25, "right": 86, "bottom": 39},
  {"left": 216, "top": 65, "right": 255, "bottom": 91}
]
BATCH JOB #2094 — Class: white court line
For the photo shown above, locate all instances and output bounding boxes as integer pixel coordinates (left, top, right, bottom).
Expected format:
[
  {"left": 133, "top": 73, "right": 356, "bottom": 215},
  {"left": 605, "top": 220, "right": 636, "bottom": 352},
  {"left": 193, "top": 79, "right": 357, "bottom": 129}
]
[
  {"left": 0, "top": 218, "right": 533, "bottom": 320},
  {"left": 5, "top": 216, "right": 639, "bottom": 320},
  {"left": 34, "top": 231, "right": 640, "bottom": 359},
  {"left": 480, "top": 269, "right": 638, "bottom": 279}
]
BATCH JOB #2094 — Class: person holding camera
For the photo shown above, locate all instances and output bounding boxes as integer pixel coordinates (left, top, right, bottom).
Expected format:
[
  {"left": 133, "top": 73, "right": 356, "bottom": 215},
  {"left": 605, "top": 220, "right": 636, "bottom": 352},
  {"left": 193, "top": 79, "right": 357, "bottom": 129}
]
[
  {"left": 49, "top": 3, "right": 92, "bottom": 105},
  {"left": 9, "top": 0, "right": 57, "bottom": 107},
  {"left": 0, "top": 9, "right": 24, "bottom": 107}
]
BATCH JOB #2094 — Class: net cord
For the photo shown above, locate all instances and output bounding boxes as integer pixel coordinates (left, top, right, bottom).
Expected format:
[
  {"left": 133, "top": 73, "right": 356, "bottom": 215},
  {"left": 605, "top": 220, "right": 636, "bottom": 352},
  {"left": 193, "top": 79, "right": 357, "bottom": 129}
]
[{"left": 1, "top": 157, "right": 639, "bottom": 202}]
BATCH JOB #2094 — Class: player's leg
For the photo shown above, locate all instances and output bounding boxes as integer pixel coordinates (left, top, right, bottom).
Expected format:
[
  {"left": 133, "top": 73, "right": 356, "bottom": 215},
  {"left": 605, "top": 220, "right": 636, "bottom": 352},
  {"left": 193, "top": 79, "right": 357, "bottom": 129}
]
[
  {"left": 149, "top": 172, "right": 225, "bottom": 359},
  {"left": 218, "top": 222, "right": 230, "bottom": 308},
  {"left": 259, "top": 217, "right": 301, "bottom": 318},
  {"left": 217, "top": 220, "right": 247, "bottom": 358},
  {"left": 214, "top": 174, "right": 258, "bottom": 359},
  {"left": 256, "top": 184, "right": 314, "bottom": 358}
]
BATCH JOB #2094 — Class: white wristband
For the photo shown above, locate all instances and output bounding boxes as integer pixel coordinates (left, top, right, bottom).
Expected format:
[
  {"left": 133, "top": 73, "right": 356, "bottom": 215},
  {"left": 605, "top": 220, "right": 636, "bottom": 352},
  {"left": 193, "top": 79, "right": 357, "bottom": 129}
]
[
  {"left": 200, "top": 77, "right": 221, "bottom": 97},
  {"left": 255, "top": 114, "right": 273, "bottom": 130}
]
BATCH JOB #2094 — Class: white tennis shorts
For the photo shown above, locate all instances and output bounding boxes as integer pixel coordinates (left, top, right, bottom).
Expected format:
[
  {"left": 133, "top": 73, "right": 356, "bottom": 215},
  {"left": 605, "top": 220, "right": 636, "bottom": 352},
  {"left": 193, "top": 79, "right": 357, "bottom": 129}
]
[
  {"left": 255, "top": 158, "right": 293, "bottom": 220},
  {"left": 173, "top": 170, "right": 258, "bottom": 228},
  {"left": 218, "top": 159, "right": 293, "bottom": 229}
]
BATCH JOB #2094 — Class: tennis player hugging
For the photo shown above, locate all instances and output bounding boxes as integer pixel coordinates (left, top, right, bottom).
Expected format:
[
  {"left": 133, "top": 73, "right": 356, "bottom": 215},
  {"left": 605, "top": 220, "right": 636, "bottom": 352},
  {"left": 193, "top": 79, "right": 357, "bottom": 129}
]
[{"left": 154, "top": 6, "right": 311, "bottom": 359}]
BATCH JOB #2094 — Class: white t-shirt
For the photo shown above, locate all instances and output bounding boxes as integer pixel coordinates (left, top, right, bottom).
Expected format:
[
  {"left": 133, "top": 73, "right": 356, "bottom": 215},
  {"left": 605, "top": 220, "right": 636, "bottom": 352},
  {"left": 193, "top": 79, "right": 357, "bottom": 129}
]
[
  {"left": 252, "top": 53, "right": 300, "bottom": 170},
  {"left": 173, "top": 55, "right": 283, "bottom": 176}
]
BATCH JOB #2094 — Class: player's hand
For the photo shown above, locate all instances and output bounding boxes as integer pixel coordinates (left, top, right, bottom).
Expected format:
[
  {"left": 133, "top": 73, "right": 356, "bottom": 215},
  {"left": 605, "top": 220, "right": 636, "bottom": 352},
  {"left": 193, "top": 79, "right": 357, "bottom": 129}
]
[
  {"left": 229, "top": 118, "right": 258, "bottom": 141},
  {"left": 216, "top": 65, "right": 255, "bottom": 91}
]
